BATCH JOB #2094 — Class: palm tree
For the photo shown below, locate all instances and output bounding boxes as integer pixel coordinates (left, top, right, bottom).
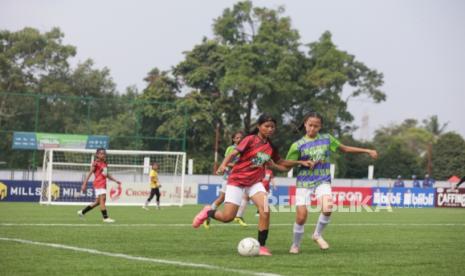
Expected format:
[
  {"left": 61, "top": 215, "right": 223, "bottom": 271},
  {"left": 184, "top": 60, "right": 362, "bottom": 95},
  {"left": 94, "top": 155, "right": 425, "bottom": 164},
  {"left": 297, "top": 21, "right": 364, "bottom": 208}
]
[{"left": 423, "top": 115, "right": 448, "bottom": 175}]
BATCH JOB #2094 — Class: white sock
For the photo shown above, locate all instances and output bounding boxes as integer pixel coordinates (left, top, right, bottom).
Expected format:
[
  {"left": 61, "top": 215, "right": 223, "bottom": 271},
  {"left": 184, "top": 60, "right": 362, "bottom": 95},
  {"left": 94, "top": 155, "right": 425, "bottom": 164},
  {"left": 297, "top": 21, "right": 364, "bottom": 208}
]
[
  {"left": 313, "top": 213, "right": 331, "bottom": 237},
  {"left": 236, "top": 198, "right": 248, "bottom": 218},
  {"left": 211, "top": 203, "right": 217, "bottom": 210},
  {"left": 292, "top": 223, "right": 305, "bottom": 247},
  {"left": 144, "top": 201, "right": 148, "bottom": 207}
]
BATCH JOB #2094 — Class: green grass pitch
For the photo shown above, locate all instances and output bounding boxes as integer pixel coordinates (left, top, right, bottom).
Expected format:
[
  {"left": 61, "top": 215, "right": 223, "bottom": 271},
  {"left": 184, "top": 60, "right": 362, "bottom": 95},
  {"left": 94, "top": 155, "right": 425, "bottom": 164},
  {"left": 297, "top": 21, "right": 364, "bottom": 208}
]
[{"left": 1, "top": 203, "right": 465, "bottom": 275}]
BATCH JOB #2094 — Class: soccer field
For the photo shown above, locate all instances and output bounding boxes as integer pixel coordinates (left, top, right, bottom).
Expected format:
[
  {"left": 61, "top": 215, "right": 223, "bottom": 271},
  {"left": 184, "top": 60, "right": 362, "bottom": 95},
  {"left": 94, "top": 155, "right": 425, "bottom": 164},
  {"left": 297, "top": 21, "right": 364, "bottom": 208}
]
[{"left": 1, "top": 203, "right": 464, "bottom": 275}]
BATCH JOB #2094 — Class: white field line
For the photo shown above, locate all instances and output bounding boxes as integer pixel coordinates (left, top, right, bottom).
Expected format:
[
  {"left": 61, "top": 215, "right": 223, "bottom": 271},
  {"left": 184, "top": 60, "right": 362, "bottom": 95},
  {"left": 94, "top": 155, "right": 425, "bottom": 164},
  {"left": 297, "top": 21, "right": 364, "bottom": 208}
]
[
  {"left": 1, "top": 223, "right": 465, "bottom": 227},
  {"left": 0, "top": 237, "right": 281, "bottom": 276}
]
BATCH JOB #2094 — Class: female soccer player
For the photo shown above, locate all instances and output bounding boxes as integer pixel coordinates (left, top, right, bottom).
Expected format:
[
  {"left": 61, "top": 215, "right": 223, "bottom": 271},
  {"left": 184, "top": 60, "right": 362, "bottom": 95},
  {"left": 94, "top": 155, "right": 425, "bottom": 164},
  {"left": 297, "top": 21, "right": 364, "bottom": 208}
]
[
  {"left": 203, "top": 131, "right": 249, "bottom": 229},
  {"left": 78, "top": 148, "right": 122, "bottom": 223},
  {"left": 192, "top": 114, "right": 312, "bottom": 256},
  {"left": 143, "top": 162, "right": 161, "bottom": 210},
  {"left": 279, "top": 112, "right": 377, "bottom": 253}
]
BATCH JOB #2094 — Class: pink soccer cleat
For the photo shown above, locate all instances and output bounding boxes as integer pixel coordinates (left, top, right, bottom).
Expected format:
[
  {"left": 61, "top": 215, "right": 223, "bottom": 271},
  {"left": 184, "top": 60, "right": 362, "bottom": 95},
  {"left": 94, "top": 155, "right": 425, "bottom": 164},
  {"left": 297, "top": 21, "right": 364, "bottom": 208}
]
[
  {"left": 259, "top": 246, "right": 272, "bottom": 256},
  {"left": 192, "top": 205, "right": 212, "bottom": 228}
]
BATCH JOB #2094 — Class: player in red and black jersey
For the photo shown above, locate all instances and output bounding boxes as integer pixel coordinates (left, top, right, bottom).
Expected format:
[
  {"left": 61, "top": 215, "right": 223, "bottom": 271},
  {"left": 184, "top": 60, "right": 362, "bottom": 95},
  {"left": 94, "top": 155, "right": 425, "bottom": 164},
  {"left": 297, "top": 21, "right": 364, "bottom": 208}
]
[
  {"left": 192, "top": 114, "right": 313, "bottom": 256},
  {"left": 78, "top": 148, "right": 121, "bottom": 223}
]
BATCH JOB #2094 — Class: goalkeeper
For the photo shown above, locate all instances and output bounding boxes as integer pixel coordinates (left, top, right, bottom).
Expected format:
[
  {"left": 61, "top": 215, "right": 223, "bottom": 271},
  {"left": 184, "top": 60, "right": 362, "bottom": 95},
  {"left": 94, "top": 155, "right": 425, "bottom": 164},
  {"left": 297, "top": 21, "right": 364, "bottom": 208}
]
[{"left": 143, "top": 162, "right": 161, "bottom": 210}]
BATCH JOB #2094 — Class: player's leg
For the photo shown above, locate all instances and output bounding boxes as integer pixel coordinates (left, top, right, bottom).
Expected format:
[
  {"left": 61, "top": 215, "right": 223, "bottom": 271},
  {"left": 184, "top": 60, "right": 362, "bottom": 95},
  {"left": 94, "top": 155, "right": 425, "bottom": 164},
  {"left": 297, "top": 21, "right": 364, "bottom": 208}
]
[
  {"left": 193, "top": 185, "right": 241, "bottom": 228},
  {"left": 212, "top": 181, "right": 227, "bottom": 210},
  {"left": 99, "top": 192, "right": 114, "bottom": 223},
  {"left": 312, "top": 183, "right": 332, "bottom": 250},
  {"left": 143, "top": 188, "right": 156, "bottom": 210},
  {"left": 248, "top": 183, "right": 271, "bottom": 256},
  {"left": 78, "top": 192, "right": 100, "bottom": 217},
  {"left": 234, "top": 194, "right": 249, "bottom": 227},
  {"left": 155, "top": 188, "right": 161, "bottom": 209},
  {"left": 207, "top": 185, "right": 242, "bottom": 222},
  {"left": 289, "top": 188, "right": 310, "bottom": 254},
  {"left": 204, "top": 182, "right": 227, "bottom": 229}
]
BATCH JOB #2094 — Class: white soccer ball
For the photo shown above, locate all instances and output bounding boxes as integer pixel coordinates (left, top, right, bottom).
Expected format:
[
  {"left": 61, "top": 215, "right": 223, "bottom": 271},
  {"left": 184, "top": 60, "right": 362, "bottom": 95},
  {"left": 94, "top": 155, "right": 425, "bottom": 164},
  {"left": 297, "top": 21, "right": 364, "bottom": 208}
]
[{"left": 237, "top": 237, "right": 260, "bottom": 256}]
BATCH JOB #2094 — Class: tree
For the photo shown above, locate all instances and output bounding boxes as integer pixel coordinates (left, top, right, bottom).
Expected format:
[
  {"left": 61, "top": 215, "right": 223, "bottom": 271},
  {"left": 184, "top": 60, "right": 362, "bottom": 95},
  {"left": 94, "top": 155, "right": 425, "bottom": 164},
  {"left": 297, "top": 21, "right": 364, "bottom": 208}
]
[
  {"left": 374, "top": 141, "right": 422, "bottom": 179},
  {"left": 171, "top": 1, "right": 385, "bottom": 172},
  {"left": 0, "top": 27, "right": 120, "bottom": 168},
  {"left": 335, "top": 135, "right": 376, "bottom": 178},
  {"left": 432, "top": 132, "right": 465, "bottom": 180},
  {"left": 422, "top": 115, "right": 449, "bottom": 175}
]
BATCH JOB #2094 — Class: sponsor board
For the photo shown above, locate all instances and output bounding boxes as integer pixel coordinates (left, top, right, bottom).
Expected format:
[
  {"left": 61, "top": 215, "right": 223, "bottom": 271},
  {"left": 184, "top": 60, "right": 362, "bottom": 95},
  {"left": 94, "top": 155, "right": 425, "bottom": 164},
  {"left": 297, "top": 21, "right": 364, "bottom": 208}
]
[
  {"left": 288, "top": 186, "right": 373, "bottom": 206},
  {"left": 12, "top": 132, "right": 109, "bottom": 150},
  {"left": 197, "top": 183, "right": 222, "bottom": 204},
  {"left": 0, "top": 180, "right": 42, "bottom": 202},
  {"left": 0, "top": 180, "right": 197, "bottom": 204},
  {"left": 372, "top": 188, "right": 435, "bottom": 208},
  {"left": 435, "top": 188, "right": 465, "bottom": 208}
]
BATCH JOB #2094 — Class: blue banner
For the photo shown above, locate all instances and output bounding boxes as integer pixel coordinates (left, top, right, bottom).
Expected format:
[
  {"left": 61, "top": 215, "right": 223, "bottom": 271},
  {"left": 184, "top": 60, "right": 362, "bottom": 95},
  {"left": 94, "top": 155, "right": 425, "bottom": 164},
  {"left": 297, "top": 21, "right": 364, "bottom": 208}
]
[
  {"left": 12, "top": 132, "right": 38, "bottom": 150},
  {"left": 197, "top": 183, "right": 222, "bottom": 204},
  {"left": 372, "top": 187, "right": 435, "bottom": 208},
  {"left": 197, "top": 183, "right": 291, "bottom": 205},
  {"left": 86, "top": 135, "right": 110, "bottom": 149},
  {"left": 0, "top": 180, "right": 41, "bottom": 202},
  {"left": 0, "top": 180, "right": 98, "bottom": 202}
]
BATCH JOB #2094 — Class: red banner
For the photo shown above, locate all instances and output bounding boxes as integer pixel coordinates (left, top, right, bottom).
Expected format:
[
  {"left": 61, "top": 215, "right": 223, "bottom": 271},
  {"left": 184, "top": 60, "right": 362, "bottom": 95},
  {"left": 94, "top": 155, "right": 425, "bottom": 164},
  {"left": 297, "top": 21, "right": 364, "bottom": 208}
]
[
  {"left": 435, "top": 188, "right": 465, "bottom": 208},
  {"left": 288, "top": 186, "right": 372, "bottom": 206}
]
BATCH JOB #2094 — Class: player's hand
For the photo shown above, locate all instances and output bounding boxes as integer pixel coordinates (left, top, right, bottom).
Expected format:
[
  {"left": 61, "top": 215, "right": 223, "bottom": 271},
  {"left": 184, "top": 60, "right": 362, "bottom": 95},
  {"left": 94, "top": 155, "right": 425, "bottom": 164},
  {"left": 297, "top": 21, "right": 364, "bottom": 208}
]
[
  {"left": 368, "top": 150, "right": 378, "bottom": 159},
  {"left": 299, "top": 160, "right": 317, "bottom": 169},
  {"left": 216, "top": 165, "right": 226, "bottom": 175},
  {"left": 80, "top": 184, "right": 86, "bottom": 193}
]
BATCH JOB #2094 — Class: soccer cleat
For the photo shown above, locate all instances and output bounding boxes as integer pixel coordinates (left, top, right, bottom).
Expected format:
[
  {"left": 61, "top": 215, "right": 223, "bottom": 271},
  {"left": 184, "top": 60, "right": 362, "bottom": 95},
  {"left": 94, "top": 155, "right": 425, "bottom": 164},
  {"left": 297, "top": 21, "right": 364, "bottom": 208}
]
[
  {"left": 77, "top": 210, "right": 84, "bottom": 219},
  {"left": 234, "top": 217, "right": 248, "bottom": 227},
  {"left": 259, "top": 246, "right": 272, "bottom": 256},
  {"left": 142, "top": 205, "right": 149, "bottom": 210},
  {"left": 289, "top": 244, "right": 300, "bottom": 254},
  {"left": 203, "top": 218, "right": 211, "bottom": 230},
  {"left": 312, "top": 234, "right": 329, "bottom": 250},
  {"left": 103, "top": 218, "right": 115, "bottom": 223},
  {"left": 192, "top": 205, "right": 211, "bottom": 228}
]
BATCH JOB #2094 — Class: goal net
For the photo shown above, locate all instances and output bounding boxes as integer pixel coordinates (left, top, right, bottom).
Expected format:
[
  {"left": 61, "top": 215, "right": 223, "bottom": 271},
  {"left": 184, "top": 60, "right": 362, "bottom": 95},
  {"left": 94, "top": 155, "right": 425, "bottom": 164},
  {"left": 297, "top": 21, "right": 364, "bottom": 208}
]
[{"left": 40, "top": 148, "right": 186, "bottom": 206}]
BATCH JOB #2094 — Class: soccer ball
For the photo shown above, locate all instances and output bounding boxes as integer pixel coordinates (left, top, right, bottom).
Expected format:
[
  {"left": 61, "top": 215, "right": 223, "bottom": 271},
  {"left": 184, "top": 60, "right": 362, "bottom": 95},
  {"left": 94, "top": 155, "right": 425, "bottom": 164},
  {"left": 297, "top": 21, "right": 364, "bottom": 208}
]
[{"left": 237, "top": 237, "right": 260, "bottom": 256}]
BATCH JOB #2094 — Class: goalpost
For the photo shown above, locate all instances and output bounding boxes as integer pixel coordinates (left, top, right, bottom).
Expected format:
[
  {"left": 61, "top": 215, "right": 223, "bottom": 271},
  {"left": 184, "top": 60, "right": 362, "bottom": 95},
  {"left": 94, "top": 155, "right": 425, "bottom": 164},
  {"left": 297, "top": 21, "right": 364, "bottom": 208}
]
[{"left": 40, "top": 148, "right": 186, "bottom": 206}]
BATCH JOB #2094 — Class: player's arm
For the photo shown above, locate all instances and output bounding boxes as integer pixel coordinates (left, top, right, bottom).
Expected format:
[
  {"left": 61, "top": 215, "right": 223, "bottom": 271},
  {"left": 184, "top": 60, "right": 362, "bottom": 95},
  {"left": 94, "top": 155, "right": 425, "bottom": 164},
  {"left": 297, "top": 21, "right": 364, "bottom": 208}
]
[
  {"left": 275, "top": 159, "right": 317, "bottom": 171},
  {"left": 81, "top": 165, "right": 95, "bottom": 192},
  {"left": 151, "top": 174, "right": 161, "bottom": 188},
  {"left": 269, "top": 142, "right": 317, "bottom": 172},
  {"left": 217, "top": 149, "right": 240, "bottom": 175},
  {"left": 338, "top": 144, "right": 378, "bottom": 159},
  {"left": 107, "top": 174, "right": 122, "bottom": 186},
  {"left": 270, "top": 177, "right": 277, "bottom": 190}
]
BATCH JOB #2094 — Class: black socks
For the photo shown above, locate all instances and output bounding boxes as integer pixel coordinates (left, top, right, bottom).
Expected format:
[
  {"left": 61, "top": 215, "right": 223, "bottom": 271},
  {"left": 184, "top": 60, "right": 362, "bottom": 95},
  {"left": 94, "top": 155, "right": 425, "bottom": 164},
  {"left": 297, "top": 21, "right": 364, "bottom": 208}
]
[{"left": 258, "top": 229, "right": 269, "bottom": 246}]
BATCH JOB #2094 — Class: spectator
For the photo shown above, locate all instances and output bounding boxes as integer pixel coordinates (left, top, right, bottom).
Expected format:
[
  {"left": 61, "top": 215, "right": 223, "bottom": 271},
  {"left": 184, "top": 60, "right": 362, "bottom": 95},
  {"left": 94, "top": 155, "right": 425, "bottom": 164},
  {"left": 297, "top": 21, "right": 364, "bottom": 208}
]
[
  {"left": 393, "top": 175, "right": 405, "bottom": 188},
  {"left": 412, "top": 175, "right": 421, "bottom": 188},
  {"left": 423, "top": 174, "right": 435, "bottom": 188}
]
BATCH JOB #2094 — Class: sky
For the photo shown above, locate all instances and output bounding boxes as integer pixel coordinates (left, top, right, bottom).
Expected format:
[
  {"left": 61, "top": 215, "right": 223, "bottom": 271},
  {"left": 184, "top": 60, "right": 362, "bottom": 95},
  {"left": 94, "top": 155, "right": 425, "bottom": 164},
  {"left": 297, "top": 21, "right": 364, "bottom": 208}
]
[{"left": 1, "top": 0, "right": 464, "bottom": 139}]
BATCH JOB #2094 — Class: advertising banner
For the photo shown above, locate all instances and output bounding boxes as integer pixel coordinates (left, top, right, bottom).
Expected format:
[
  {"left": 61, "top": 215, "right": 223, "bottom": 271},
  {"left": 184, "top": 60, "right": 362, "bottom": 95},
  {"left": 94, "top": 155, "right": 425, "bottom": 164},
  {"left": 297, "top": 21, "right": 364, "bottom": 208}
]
[
  {"left": 288, "top": 186, "right": 373, "bottom": 206},
  {"left": 12, "top": 132, "right": 109, "bottom": 150},
  {"left": 197, "top": 183, "right": 222, "bottom": 204},
  {"left": 372, "top": 187, "right": 435, "bottom": 208},
  {"left": 0, "top": 180, "right": 41, "bottom": 202},
  {"left": 435, "top": 188, "right": 465, "bottom": 208}
]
